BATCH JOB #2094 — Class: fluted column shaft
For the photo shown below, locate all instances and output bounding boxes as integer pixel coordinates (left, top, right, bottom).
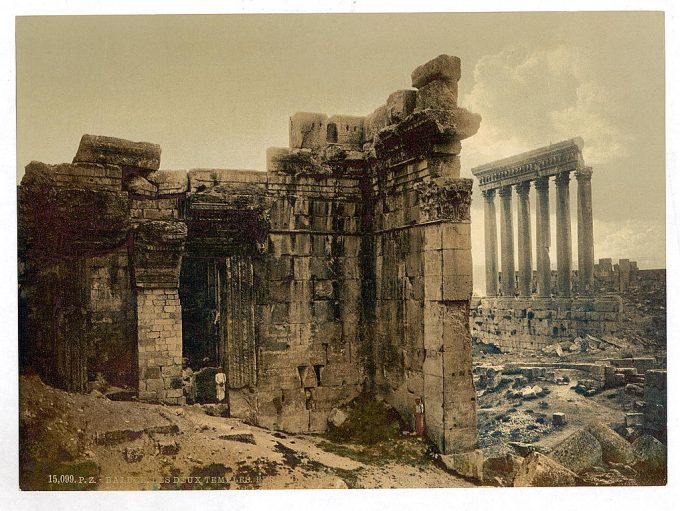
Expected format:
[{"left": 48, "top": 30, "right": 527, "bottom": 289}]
[
  {"left": 483, "top": 189, "right": 499, "bottom": 296},
  {"left": 555, "top": 172, "right": 572, "bottom": 297},
  {"left": 499, "top": 186, "right": 515, "bottom": 297},
  {"left": 535, "top": 177, "right": 551, "bottom": 297},
  {"left": 576, "top": 167, "right": 595, "bottom": 295},
  {"left": 516, "top": 181, "right": 532, "bottom": 297}
]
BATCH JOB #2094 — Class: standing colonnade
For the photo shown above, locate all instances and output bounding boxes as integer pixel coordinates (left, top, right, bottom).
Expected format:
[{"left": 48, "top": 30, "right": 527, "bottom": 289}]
[{"left": 473, "top": 138, "right": 594, "bottom": 298}]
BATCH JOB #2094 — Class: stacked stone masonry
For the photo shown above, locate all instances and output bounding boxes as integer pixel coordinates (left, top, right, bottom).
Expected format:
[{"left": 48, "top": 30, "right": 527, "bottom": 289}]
[{"left": 18, "top": 55, "right": 480, "bottom": 454}]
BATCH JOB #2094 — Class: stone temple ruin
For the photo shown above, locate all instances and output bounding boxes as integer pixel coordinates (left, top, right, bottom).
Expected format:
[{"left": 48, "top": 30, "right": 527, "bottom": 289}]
[
  {"left": 18, "top": 55, "right": 481, "bottom": 454},
  {"left": 469, "top": 140, "right": 623, "bottom": 351}
]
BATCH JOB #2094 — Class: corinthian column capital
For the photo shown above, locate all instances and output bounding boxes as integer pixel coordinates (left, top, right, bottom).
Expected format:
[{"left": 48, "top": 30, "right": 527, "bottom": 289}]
[{"left": 575, "top": 167, "right": 593, "bottom": 181}]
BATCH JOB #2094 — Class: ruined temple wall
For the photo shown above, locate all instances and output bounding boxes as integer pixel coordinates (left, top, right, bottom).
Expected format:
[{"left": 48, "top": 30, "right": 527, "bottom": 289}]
[
  {"left": 83, "top": 251, "right": 137, "bottom": 388},
  {"left": 253, "top": 173, "right": 364, "bottom": 432},
  {"left": 371, "top": 155, "right": 476, "bottom": 453},
  {"left": 470, "top": 296, "right": 623, "bottom": 351},
  {"left": 19, "top": 55, "right": 481, "bottom": 452}
]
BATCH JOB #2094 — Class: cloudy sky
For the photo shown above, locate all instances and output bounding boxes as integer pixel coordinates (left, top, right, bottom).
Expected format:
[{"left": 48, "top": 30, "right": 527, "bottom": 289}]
[{"left": 16, "top": 12, "right": 665, "bottom": 293}]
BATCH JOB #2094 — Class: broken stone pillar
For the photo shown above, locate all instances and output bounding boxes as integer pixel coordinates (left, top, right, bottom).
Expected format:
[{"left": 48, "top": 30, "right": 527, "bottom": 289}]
[
  {"left": 576, "top": 167, "right": 595, "bottom": 295},
  {"left": 555, "top": 172, "right": 572, "bottom": 297},
  {"left": 133, "top": 221, "right": 187, "bottom": 405},
  {"left": 499, "top": 185, "right": 515, "bottom": 297},
  {"left": 483, "top": 189, "right": 499, "bottom": 296},
  {"left": 535, "top": 176, "right": 552, "bottom": 297},
  {"left": 516, "top": 181, "right": 532, "bottom": 297}
]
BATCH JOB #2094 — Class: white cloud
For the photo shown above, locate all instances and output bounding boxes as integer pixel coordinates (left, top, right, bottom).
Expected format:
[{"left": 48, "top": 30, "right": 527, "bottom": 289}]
[{"left": 459, "top": 44, "right": 630, "bottom": 172}]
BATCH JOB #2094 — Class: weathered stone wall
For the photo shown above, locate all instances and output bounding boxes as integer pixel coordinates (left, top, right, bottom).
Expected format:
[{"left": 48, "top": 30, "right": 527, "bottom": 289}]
[
  {"left": 470, "top": 296, "right": 623, "bottom": 351},
  {"left": 253, "top": 173, "right": 364, "bottom": 432},
  {"left": 19, "top": 55, "right": 481, "bottom": 453},
  {"left": 136, "top": 289, "right": 184, "bottom": 404},
  {"left": 83, "top": 251, "right": 137, "bottom": 387}
]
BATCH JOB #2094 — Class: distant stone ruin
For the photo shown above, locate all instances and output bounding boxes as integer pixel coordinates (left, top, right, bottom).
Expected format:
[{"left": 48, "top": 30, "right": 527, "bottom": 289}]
[
  {"left": 470, "top": 140, "right": 623, "bottom": 350},
  {"left": 18, "top": 55, "right": 480, "bottom": 454}
]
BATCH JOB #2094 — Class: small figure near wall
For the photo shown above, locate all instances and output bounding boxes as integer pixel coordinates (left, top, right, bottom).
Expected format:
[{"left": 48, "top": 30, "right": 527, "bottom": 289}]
[
  {"left": 415, "top": 397, "right": 425, "bottom": 437},
  {"left": 215, "top": 372, "right": 227, "bottom": 402}
]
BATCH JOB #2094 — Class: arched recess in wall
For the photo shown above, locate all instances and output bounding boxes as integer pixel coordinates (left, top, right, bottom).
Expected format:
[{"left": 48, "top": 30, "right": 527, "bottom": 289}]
[{"left": 326, "top": 123, "right": 338, "bottom": 143}]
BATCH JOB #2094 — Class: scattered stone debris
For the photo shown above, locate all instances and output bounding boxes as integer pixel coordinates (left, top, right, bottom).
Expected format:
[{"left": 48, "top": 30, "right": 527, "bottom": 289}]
[
  {"left": 586, "top": 422, "right": 637, "bottom": 465},
  {"left": 218, "top": 433, "right": 256, "bottom": 445},
  {"left": 156, "top": 439, "right": 180, "bottom": 456},
  {"left": 123, "top": 446, "right": 144, "bottom": 463},
  {"left": 440, "top": 450, "right": 484, "bottom": 481},
  {"left": 549, "top": 429, "right": 602, "bottom": 474},
  {"left": 513, "top": 452, "right": 579, "bottom": 487},
  {"left": 552, "top": 412, "right": 566, "bottom": 427},
  {"left": 328, "top": 408, "right": 348, "bottom": 428}
]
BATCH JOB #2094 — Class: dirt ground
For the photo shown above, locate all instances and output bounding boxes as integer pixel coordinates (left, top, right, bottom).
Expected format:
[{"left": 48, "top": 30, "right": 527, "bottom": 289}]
[{"left": 19, "top": 375, "right": 475, "bottom": 490}]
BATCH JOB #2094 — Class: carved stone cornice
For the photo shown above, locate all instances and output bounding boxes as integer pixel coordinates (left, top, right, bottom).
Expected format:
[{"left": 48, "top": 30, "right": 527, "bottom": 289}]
[
  {"left": 133, "top": 221, "right": 187, "bottom": 288},
  {"left": 414, "top": 178, "right": 472, "bottom": 222},
  {"left": 472, "top": 138, "right": 584, "bottom": 191}
]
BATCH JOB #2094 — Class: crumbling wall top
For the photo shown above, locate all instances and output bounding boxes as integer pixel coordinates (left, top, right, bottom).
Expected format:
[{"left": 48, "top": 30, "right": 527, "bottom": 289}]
[{"left": 73, "top": 134, "right": 161, "bottom": 172}]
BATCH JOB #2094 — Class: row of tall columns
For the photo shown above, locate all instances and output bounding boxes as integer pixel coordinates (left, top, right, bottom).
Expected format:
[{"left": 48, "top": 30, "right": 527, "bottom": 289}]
[{"left": 482, "top": 169, "right": 594, "bottom": 298}]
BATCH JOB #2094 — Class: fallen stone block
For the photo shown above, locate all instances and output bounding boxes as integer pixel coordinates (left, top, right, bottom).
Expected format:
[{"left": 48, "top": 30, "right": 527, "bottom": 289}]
[
  {"left": 123, "top": 446, "right": 144, "bottom": 463},
  {"left": 549, "top": 429, "right": 602, "bottom": 473},
  {"left": 625, "top": 413, "right": 644, "bottom": 428},
  {"left": 625, "top": 383, "right": 644, "bottom": 397},
  {"left": 513, "top": 452, "right": 579, "bottom": 487},
  {"left": 156, "top": 439, "right": 180, "bottom": 456},
  {"left": 586, "top": 421, "right": 636, "bottom": 465},
  {"left": 508, "top": 442, "right": 542, "bottom": 457},
  {"left": 552, "top": 412, "right": 567, "bottom": 427},
  {"left": 441, "top": 449, "right": 484, "bottom": 481},
  {"left": 328, "top": 407, "right": 348, "bottom": 428},
  {"left": 73, "top": 134, "right": 161, "bottom": 171},
  {"left": 95, "top": 429, "right": 144, "bottom": 445},
  {"left": 632, "top": 434, "right": 667, "bottom": 481},
  {"left": 482, "top": 445, "right": 523, "bottom": 486},
  {"left": 219, "top": 432, "right": 256, "bottom": 445}
]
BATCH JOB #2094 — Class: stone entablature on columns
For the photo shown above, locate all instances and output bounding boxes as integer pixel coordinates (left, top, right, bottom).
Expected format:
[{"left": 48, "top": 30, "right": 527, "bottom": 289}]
[{"left": 473, "top": 137, "right": 584, "bottom": 192}]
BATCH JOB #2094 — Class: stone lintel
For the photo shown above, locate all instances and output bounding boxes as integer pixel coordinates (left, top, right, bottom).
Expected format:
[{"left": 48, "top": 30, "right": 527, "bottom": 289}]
[{"left": 73, "top": 134, "right": 161, "bottom": 171}]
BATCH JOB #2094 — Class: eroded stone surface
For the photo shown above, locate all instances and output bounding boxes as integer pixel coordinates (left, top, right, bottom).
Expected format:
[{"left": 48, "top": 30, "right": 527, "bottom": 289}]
[{"left": 18, "top": 55, "right": 480, "bottom": 454}]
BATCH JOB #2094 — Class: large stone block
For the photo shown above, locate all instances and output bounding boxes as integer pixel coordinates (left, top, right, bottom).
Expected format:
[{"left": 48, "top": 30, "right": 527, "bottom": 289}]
[
  {"left": 289, "top": 112, "right": 328, "bottom": 149},
  {"left": 415, "top": 80, "right": 458, "bottom": 111},
  {"left": 411, "top": 54, "right": 461, "bottom": 89},
  {"left": 73, "top": 134, "right": 161, "bottom": 171},
  {"left": 549, "top": 429, "right": 603, "bottom": 474},
  {"left": 513, "top": 452, "right": 579, "bottom": 487},
  {"left": 386, "top": 90, "right": 417, "bottom": 123}
]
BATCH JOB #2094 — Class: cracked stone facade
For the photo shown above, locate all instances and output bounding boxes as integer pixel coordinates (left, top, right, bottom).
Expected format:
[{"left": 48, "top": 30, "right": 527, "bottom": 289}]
[{"left": 18, "top": 55, "right": 480, "bottom": 454}]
